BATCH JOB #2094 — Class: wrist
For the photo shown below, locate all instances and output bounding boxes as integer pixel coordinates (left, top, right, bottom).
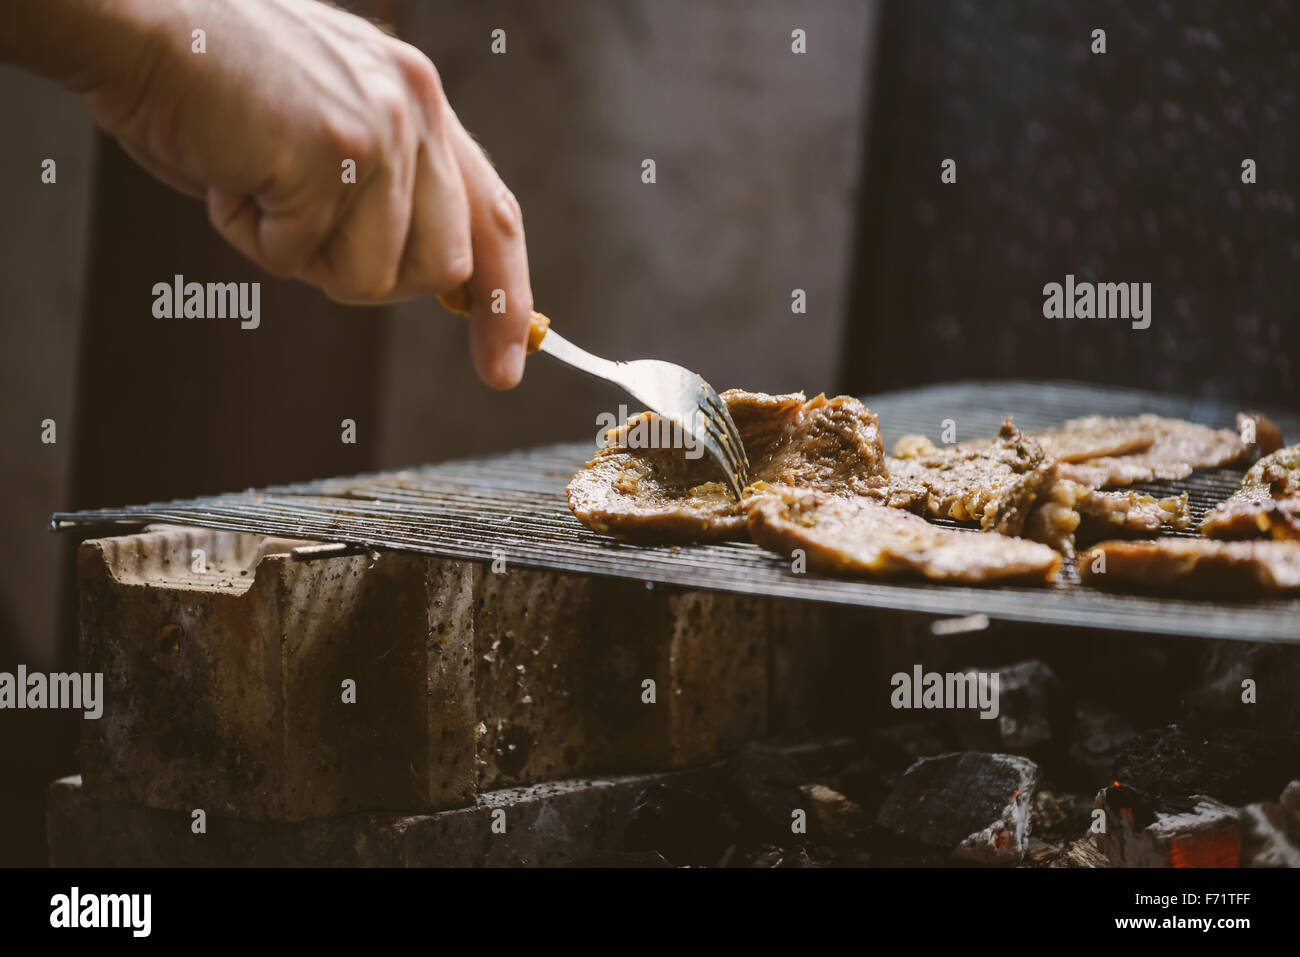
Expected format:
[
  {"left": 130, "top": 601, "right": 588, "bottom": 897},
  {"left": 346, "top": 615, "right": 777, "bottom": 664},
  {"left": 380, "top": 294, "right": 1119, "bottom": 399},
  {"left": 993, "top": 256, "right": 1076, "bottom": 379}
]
[{"left": 1, "top": 0, "right": 188, "bottom": 94}]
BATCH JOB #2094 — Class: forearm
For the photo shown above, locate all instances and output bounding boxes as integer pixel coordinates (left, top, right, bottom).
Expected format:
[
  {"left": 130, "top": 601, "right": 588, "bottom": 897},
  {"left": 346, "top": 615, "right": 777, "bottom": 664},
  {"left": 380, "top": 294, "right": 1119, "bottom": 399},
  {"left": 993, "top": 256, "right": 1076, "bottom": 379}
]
[
  {"left": 1, "top": 0, "right": 535, "bottom": 388},
  {"left": 0, "top": 0, "right": 173, "bottom": 92}
]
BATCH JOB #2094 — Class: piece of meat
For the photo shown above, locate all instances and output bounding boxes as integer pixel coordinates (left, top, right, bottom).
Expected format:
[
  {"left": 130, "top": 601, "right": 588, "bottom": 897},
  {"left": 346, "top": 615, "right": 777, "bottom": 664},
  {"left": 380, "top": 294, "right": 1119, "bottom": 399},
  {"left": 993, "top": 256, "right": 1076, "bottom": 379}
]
[
  {"left": 1202, "top": 443, "right": 1300, "bottom": 541},
  {"left": 1079, "top": 538, "right": 1300, "bottom": 596},
  {"left": 1237, "top": 411, "right": 1285, "bottom": 457},
  {"left": 1046, "top": 414, "right": 1263, "bottom": 487},
  {"left": 1028, "top": 415, "right": 1157, "bottom": 462},
  {"left": 885, "top": 418, "right": 1056, "bottom": 536},
  {"left": 566, "top": 390, "right": 888, "bottom": 542},
  {"left": 1023, "top": 480, "right": 1190, "bottom": 558},
  {"left": 1202, "top": 487, "right": 1300, "bottom": 541},
  {"left": 1074, "top": 486, "right": 1191, "bottom": 536},
  {"left": 1022, "top": 494, "right": 1081, "bottom": 557},
  {"left": 1020, "top": 412, "right": 1275, "bottom": 553},
  {"left": 893, "top": 413, "right": 1159, "bottom": 464},
  {"left": 745, "top": 485, "right": 1062, "bottom": 585}
]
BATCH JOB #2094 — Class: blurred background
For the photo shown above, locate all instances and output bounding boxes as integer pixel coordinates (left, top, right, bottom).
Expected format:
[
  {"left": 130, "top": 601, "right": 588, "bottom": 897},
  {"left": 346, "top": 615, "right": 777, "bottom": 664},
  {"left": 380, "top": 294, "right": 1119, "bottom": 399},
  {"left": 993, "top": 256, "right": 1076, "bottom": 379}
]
[{"left": 1, "top": 0, "right": 1296, "bottom": 864}]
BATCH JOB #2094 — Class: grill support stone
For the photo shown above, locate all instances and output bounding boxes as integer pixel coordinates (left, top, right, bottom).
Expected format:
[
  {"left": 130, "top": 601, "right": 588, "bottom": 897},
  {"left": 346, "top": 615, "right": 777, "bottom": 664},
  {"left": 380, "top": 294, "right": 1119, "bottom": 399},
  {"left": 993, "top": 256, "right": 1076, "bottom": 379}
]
[{"left": 74, "top": 524, "right": 853, "bottom": 824}]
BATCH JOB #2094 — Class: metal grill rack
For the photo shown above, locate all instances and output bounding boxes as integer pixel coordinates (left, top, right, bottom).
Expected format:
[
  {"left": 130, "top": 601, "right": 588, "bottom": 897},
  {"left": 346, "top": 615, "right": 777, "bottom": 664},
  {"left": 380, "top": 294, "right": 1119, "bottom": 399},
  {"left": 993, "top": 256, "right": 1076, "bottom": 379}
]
[{"left": 53, "top": 380, "right": 1300, "bottom": 644}]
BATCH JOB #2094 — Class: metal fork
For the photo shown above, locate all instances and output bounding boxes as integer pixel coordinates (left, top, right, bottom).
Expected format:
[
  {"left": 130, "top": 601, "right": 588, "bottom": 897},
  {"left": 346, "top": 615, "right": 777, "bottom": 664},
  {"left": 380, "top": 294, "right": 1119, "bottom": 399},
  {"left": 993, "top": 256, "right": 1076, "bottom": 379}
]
[{"left": 439, "top": 291, "right": 751, "bottom": 498}]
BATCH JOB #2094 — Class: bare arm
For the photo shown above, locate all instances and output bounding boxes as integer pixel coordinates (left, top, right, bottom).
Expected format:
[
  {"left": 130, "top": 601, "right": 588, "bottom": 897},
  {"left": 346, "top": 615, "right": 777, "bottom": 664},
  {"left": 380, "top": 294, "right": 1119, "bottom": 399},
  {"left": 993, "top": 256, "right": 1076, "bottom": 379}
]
[{"left": 1, "top": 0, "right": 533, "bottom": 388}]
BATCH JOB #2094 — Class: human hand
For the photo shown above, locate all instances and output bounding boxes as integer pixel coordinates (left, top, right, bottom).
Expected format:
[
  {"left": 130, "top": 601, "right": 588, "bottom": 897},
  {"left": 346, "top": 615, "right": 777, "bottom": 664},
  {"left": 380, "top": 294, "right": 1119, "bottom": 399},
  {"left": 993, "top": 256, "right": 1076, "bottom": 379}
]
[{"left": 34, "top": 0, "right": 535, "bottom": 387}]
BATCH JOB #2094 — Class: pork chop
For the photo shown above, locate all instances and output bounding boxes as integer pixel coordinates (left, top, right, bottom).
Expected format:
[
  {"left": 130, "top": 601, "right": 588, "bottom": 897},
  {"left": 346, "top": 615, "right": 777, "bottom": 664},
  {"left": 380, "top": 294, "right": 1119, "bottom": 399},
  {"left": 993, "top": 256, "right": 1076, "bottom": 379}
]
[
  {"left": 746, "top": 485, "right": 1062, "bottom": 585},
  {"left": 1201, "top": 443, "right": 1300, "bottom": 541},
  {"left": 1019, "top": 411, "right": 1275, "bottom": 553},
  {"left": 1024, "top": 479, "right": 1190, "bottom": 557},
  {"left": 566, "top": 390, "right": 888, "bottom": 542},
  {"left": 886, "top": 418, "right": 1056, "bottom": 535},
  {"left": 1027, "top": 415, "right": 1157, "bottom": 462},
  {"left": 1048, "top": 414, "right": 1262, "bottom": 487},
  {"left": 1079, "top": 538, "right": 1300, "bottom": 596}
]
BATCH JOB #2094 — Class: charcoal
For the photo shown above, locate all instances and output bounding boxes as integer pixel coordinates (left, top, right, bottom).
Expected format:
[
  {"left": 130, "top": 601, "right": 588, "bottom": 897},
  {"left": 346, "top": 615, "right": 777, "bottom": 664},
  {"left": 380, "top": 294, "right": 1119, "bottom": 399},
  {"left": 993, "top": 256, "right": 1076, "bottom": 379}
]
[
  {"left": 723, "top": 743, "right": 806, "bottom": 843},
  {"left": 1045, "top": 838, "right": 1108, "bottom": 868},
  {"left": 569, "top": 851, "right": 672, "bottom": 868},
  {"left": 1030, "top": 788, "right": 1093, "bottom": 845},
  {"left": 947, "top": 659, "right": 1069, "bottom": 758},
  {"left": 1030, "top": 789, "right": 1068, "bottom": 832},
  {"left": 1283, "top": 780, "right": 1300, "bottom": 837},
  {"left": 1096, "top": 785, "right": 1242, "bottom": 867},
  {"left": 798, "top": 784, "right": 868, "bottom": 842},
  {"left": 1066, "top": 700, "right": 1138, "bottom": 790},
  {"left": 1098, "top": 772, "right": 1300, "bottom": 868},
  {"left": 831, "top": 756, "right": 890, "bottom": 812},
  {"left": 623, "top": 782, "right": 740, "bottom": 866},
  {"left": 746, "top": 844, "right": 824, "bottom": 868},
  {"left": 867, "top": 721, "right": 951, "bottom": 770},
  {"left": 875, "top": 751, "right": 1040, "bottom": 864},
  {"left": 1112, "top": 725, "right": 1300, "bottom": 808},
  {"left": 1023, "top": 836, "right": 1060, "bottom": 865},
  {"left": 1181, "top": 641, "right": 1300, "bottom": 733},
  {"left": 1240, "top": 788, "right": 1300, "bottom": 867},
  {"left": 50, "top": 771, "right": 697, "bottom": 867}
]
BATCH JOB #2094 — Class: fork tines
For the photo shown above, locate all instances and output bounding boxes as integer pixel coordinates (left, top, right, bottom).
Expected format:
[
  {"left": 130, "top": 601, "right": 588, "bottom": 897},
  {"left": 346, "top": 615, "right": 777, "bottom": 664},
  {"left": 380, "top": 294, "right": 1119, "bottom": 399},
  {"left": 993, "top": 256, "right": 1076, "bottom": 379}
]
[{"left": 695, "top": 384, "right": 750, "bottom": 499}]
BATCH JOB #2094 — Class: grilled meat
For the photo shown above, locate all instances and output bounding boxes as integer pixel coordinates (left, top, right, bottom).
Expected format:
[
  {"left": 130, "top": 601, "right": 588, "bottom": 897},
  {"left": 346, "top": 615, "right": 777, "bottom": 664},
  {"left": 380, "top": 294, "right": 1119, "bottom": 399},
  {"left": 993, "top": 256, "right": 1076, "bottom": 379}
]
[
  {"left": 1237, "top": 411, "right": 1285, "bottom": 457},
  {"left": 886, "top": 418, "right": 1056, "bottom": 536},
  {"left": 566, "top": 390, "right": 888, "bottom": 542},
  {"left": 569, "top": 385, "right": 1289, "bottom": 599},
  {"left": 1017, "top": 412, "right": 1274, "bottom": 554},
  {"left": 746, "top": 485, "right": 1062, "bottom": 585},
  {"left": 1027, "top": 415, "right": 1157, "bottom": 462},
  {"left": 1045, "top": 414, "right": 1262, "bottom": 487},
  {"left": 1201, "top": 443, "right": 1300, "bottom": 541},
  {"left": 1075, "top": 486, "right": 1190, "bottom": 536},
  {"left": 1079, "top": 538, "right": 1300, "bottom": 596},
  {"left": 1021, "top": 495, "right": 1081, "bottom": 557},
  {"left": 1024, "top": 479, "right": 1190, "bottom": 557}
]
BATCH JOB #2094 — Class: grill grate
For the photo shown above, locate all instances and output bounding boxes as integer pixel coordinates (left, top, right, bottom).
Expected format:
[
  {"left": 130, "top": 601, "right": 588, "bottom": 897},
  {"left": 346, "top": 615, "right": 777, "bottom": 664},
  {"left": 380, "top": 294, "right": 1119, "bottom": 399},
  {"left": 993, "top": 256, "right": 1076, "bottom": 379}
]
[{"left": 53, "top": 380, "right": 1300, "bottom": 644}]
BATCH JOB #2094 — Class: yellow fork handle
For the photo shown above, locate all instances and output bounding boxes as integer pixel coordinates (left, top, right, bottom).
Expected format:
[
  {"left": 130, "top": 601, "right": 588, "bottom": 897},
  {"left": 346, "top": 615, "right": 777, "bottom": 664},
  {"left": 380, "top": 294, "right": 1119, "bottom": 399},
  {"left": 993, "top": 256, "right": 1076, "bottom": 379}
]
[{"left": 437, "top": 285, "right": 550, "bottom": 354}]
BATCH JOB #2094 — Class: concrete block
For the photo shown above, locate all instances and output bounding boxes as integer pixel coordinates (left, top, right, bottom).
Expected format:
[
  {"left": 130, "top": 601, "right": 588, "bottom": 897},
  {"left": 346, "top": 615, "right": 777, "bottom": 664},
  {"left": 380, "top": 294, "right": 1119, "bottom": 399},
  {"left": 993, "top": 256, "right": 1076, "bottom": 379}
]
[
  {"left": 78, "top": 526, "right": 477, "bottom": 821},
  {"left": 76, "top": 527, "right": 849, "bottom": 818},
  {"left": 766, "top": 599, "right": 852, "bottom": 735},
  {"left": 472, "top": 571, "right": 768, "bottom": 788},
  {"left": 46, "top": 772, "right": 693, "bottom": 867}
]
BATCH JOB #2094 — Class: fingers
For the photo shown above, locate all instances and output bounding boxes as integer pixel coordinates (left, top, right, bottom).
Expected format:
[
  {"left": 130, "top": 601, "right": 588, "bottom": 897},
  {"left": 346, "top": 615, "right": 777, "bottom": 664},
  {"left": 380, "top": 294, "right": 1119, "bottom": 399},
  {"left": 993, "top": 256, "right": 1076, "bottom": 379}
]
[
  {"left": 390, "top": 47, "right": 474, "bottom": 298},
  {"left": 118, "top": 138, "right": 206, "bottom": 199},
  {"left": 387, "top": 116, "right": 472, "bottom": 297},
  {"left": 208, "top": 44, "right": 476, "bottom": 307},
  {"left": 202, "top": 28, "right": 533, "bottom": 393},
  {"left": 305, "top": 148, "right": 415, "bottom": 302},
  {"left": 207, "top": 182, "right": 339, "bottom": 281},
  {"left": 447, "top": 119, "right": 533, "bottom": 390},
  {"left": 208, "top": 136, "right": 471, "bottom": 306},
  {"left": 295, "top": 80, "right": 418, "bottom": 300}
]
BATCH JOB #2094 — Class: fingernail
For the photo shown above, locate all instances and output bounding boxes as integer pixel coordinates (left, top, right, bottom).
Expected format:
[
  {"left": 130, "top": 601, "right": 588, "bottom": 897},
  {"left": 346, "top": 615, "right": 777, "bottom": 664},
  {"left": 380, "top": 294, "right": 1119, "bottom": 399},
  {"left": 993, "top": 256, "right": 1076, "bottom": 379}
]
[{"left": 497, "top": 342, "right": 525, "bottom": 387}]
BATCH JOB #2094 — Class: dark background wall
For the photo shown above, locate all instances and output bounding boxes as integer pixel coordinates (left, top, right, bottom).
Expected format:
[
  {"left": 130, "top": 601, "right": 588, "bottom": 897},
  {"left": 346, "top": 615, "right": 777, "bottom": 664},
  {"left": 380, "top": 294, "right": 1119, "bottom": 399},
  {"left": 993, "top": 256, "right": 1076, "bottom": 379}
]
[{"left": 844, "top": 0, "right": 1299, "bottom": 405}]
